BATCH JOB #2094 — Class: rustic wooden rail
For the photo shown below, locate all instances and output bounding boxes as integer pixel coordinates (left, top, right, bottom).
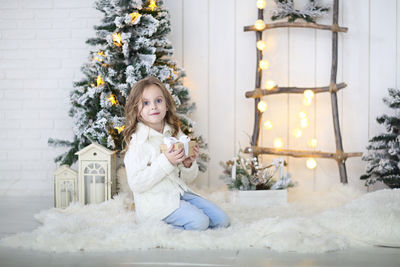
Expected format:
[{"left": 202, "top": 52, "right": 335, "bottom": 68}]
[
  {"left": 244, "top": 0, "right": 361, "bottom": 184},
  {"left": 244, "top": 21, "right": 348, "bottom": 33},
  {"left": 245, "top": 82, "right": 347, "bottom": 98}
]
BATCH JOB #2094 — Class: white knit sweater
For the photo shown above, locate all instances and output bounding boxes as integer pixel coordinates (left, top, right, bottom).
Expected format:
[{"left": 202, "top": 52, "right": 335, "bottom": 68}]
[{"left": 123, "top": 122, "right": 199, "bottom": 222}]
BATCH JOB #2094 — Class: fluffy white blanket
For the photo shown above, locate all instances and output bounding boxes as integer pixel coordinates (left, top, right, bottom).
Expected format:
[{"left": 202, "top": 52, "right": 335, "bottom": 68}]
[{"left": 1, "top": 186, "right": 399, "bottom": 253}]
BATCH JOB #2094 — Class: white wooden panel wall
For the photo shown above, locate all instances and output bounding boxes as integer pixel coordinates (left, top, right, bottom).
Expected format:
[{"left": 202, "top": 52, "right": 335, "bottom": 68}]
[{"left": 165, "top": 0, "right": 400, "bottom": 191}]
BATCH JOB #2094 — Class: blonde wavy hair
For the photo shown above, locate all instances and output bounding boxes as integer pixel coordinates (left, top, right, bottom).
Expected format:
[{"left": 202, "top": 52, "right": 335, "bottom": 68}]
[{"left": 122, "top": 76, "right": 180, "bottom": 152}]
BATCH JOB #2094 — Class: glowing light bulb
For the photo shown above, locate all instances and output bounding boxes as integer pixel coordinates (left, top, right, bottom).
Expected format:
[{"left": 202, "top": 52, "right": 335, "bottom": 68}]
[
  {"left": 96, "top": 74, "right": 104, "bottom": 87},
  {"left": 129, "top": 12, "right": 141, "bottom": 24},
  {"left": 299, "top": 111, "right": 307, "bottom": 119},
  {"left": 259, "top": 59, "right": 269, "bottom": 70},
  {"left": 292, "top": 128, "right": 302, "bottom": 138},
  {"left": 303, "top": 96, "right": 312, "bottom": 106},
  {"left": 306, "top": 158, "right": 317, "bottom": 169},
  {"left": 112, "top": 32, "right": 122, "bottom": 47},
  {"left": 308, "top": 138, "right": 318, "bottom": 148},
  {"left": 304, "top": 89, "right": 314, "bottom": 99},
  {"left": 274, "top": 138, "right": 284, "bottom": 148},
  {"left": 254, "top": 19, "right": 265, "bottom": 31},
  {"left": 257, "top": 100, "right": 268, "bottom": 112},
  {"left": 265, "top": 80, "right": 276, "bottom": 90},
  {"left": 256, "top": 0, "right": 266, "bottom": 9},
  {"left": 256, "top": 40, "right": 267, "bottom": 51},
  {"left": 300, "top": 117, "right": 309, "bottom": 128},
  {"left": 264, "top": 120, "right": 273, "bottom": 130}
]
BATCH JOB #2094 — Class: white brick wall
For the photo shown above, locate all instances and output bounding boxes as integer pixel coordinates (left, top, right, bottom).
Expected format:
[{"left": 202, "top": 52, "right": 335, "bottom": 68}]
[{"left": 0, "top": 0, "right": 101, "bottom": 196}]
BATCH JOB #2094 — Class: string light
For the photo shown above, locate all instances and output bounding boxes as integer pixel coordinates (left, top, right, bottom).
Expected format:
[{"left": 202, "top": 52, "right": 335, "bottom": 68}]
[
  {"left": 254, "top": 19, "right": 265, "bottom": 31},
  {"left": 256, "top": 0, "right": 266, "bottom": 9},
  {"left": 108, "top": 94, "right": 118, "bottom": 105},
  {"left": 257, "top": 100, "right": 268, "bottom": 112},
  {"left": 303, "top": 97, "right": 312, "bottom": 106},
  {"left": 274, "top": 138, "right": 284, "bottom": 148},
  {"left": 299, "top": 111, "right": 307, "bottom": 119},
  {"left": 256, "top": 40, "right": 267, "bottom": 51},
  {"left": 112, "top": 32, "right": 122, "bottom": 47},
  {"left": 94, "top": 51, "right": 105, "bottom": 62},
  {"left": 265, "top": 80, "right": 276, "bottom": 90},
  {"left": 259, "top": 59, "right": 269, "bottom": 70},
  {"left": 129, "top": 12, "right": 141, "bottom": 24},
  {"left": 304, "top": 89, "right": 315, "bottom": 99},
  {"left": 148, "top": 0, "right": 157, "bottom": 11},
  {"left": 292, "top": 128, "right": 302, "bottom": 138},
  {"left": 300, "top": 117, "right": 309, "bottom": 128},
  {"left": 96, "top": 74, "right": 104, "bottom": 87},
  {"left": 306, "top": 158, "right": 317, "bottom": 169},
  {"left": 115, "top": 125, "right": 125, "bottom": 134},
  {"left": 264, "top": 120, "right": 273, "bottom": 130},
  {"left": 308, "top": 138, "right": 318, "bottom": 148}
]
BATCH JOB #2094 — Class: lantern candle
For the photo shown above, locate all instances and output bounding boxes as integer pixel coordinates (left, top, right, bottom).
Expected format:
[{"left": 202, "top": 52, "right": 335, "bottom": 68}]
[{"left": 90, "top": 182, "right": 105, "bottom": 204}]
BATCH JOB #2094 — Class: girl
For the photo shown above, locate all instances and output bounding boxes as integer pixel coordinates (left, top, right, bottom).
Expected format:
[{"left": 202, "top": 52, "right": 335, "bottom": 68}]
[{"left": 123, "top": 76, "right": 230, "bottom": 231}]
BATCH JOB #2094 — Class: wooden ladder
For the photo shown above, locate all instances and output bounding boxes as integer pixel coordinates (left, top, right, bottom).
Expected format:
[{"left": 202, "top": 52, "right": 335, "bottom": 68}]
[{"left": 243, "top": 0, "right": 362, "bottom": 184}]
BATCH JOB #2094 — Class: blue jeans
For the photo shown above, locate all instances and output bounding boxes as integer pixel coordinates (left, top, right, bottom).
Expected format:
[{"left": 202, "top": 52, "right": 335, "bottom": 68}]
[{"left": 163, "top": 192, "right": 230, "bottom": 231}]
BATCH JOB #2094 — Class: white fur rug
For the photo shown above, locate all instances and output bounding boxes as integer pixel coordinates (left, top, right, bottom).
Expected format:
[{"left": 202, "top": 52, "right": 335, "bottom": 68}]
[{"left": 1, "top": 186, "right": 399, "bottom": 253}]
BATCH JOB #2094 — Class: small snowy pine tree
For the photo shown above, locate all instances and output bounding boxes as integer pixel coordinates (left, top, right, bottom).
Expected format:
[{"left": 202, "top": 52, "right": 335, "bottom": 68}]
[
  {"left": 360, "top": 88, "right": 400, "bottom": 188},
  {"left": 49, "top": 0, "right": 209, "bottom": 171}
]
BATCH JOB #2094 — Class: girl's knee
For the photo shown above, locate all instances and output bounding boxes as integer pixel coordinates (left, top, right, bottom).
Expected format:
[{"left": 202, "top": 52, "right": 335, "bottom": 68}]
[
  {"left": 213, "top": 213, "right": 230, "bottom": 228},
  {"left": 186, "top": 214, "right": 209, "bottom": 231}
]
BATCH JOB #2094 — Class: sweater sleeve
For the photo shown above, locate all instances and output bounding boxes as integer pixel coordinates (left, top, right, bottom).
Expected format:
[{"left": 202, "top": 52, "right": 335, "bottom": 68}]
[
  {"left": 124, "top": 143, "right": 175, "bottom": 193},
  {"left": 178, "top": 160, "right": 199, "bottom": 184}
]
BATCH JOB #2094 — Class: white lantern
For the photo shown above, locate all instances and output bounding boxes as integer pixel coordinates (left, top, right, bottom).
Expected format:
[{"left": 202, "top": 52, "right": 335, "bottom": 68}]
[
  {"left": 75, "top": 143, "right": 117, "bottom": 205},
  {"left": 54, "top": 165, "right": 78, "bottom": 208}
]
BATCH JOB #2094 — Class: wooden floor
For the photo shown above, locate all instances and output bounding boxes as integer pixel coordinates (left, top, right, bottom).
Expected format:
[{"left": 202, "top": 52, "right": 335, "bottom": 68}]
[{"left": 0, "top": 196, "right": 399, "bottom": 267}]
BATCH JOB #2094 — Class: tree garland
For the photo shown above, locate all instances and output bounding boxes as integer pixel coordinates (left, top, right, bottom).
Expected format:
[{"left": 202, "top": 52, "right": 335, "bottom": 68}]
[{"left": 271, "top": 0, "right": 329, "bottom": 23}]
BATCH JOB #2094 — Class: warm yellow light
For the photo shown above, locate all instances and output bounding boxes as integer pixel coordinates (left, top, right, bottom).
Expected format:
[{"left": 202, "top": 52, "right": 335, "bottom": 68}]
[
  {"left": 303, "top": 96, "right": 312, "bottom": 106},
  {"left": 299, "top": 111, "right": 307, "bottom": 119},
  {"left": 265, "top": 80, "right": 276, "bottom": 90},
  {"left": 108, "top": 94, "right": 117, "bottom": 105},
  {"left": 96, "top": 74, "right": 104, "bottom": 87},
  {"left": 304, "top": 89, "right": 314, "bottom": 99},
  {"left": 254, "top": 19, "right": 265, "bottom": 31},
  {"left": 112, "top": 32, "right": 122, "bottom": 47},
  {"left": 256, "top": 40, "right": 267, "bottom": 51},
  {"left": 274, "top": 138, "right": 284, "bottom": 148},
  {"left": 94, "top": 51, "right": 105, "bottom": 62},
  {"left": 308, "top": 138, "right": 318, "bottom": 148},
  {"left": 292, "top": 128, "right": 302, "bottom": 138},
  {"left": 300, "top": 117, "right": 309, "bottom": 128},
  {"left": 259, "top": 59, "right": 269, "bottom": 70},
  {"left": 257, "top": 100, "right": 268, "bottom": 112},
  {"left": 256, "top": 0, "right": 266, "bottom": 9},
  {"left": 306, "top": 158, "right": 317, "bottom": 169},
  {"left": 129, "top": 12, "right": 141, "bottom": 24},
  {"left": 115, "top": 125, "right": 125, "bottom": 134},
  {"left": 264, "top": 120, "right": 273, "bottom": 130},
  {"left": 148, "top": 0, "right": 157, "bottom": 11}
]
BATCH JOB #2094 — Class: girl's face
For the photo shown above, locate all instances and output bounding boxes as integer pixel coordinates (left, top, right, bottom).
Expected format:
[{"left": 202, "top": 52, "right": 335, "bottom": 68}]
[{"left": 138, "top": 84, "right": 167, "bottom": 131}]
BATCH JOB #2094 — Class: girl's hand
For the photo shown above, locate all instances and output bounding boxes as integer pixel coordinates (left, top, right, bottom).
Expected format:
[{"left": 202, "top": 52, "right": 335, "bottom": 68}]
[
  {"left": 164, "top": 145, "right": 186, "bottom": 165},
  {"left": 182, "top": 145, "right": 199, "bottom": 168}
]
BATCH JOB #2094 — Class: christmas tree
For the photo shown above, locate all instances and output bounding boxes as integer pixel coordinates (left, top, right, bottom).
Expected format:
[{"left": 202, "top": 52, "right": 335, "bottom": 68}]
[
  {"left": 360, "top": 88, "right": 400, "bottom": 188},
  {"left": 49, "top": 0, "right": 208, "bottom": 171}
]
